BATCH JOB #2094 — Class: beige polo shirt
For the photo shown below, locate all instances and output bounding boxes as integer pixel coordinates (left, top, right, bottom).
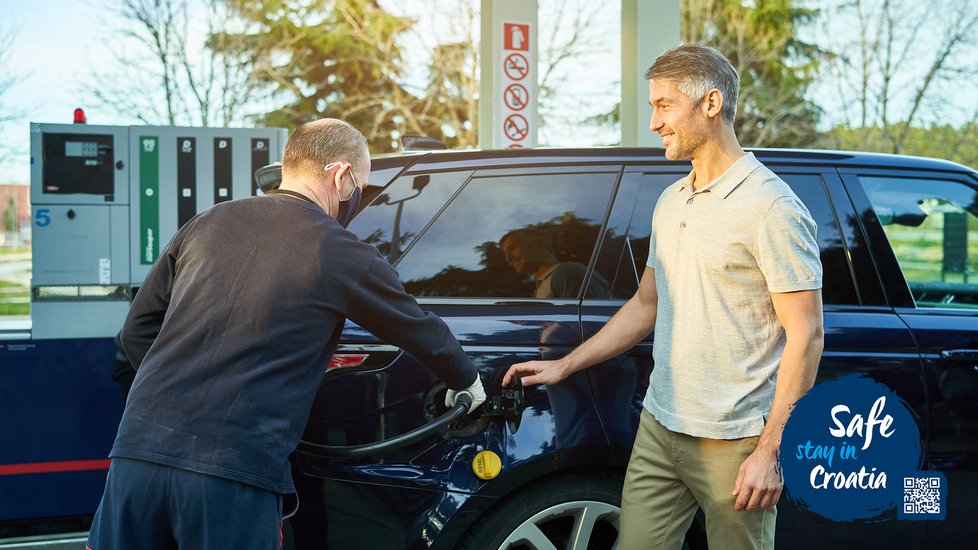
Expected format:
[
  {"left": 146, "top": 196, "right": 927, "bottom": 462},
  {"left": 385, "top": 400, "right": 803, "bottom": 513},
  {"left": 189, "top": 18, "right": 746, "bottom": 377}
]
[{"left": 643, "top": 152, "right": 822, "bottom": 439}]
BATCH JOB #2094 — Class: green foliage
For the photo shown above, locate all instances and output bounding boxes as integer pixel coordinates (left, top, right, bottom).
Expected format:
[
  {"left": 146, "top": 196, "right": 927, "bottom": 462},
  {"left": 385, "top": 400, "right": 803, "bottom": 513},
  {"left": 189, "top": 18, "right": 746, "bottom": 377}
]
[
  {"left": 222, "top": 0, "right": 479, "bottom": 151},
  {"left": 683, "top": 0, "right": 823, "bottom": 148},
  {"left": 826, "top": 123, "right": 978, "bottom": 171},
  {"left": 224, "top": 0, "right": 415, "bottom": 151}
]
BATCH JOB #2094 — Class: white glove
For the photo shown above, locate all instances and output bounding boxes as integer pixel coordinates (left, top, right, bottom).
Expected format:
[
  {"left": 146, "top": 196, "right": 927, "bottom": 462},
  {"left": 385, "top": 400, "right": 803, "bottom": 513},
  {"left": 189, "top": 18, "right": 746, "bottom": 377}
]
[{"left": 445, "top": 374, "right": 487, "bottom": 414}]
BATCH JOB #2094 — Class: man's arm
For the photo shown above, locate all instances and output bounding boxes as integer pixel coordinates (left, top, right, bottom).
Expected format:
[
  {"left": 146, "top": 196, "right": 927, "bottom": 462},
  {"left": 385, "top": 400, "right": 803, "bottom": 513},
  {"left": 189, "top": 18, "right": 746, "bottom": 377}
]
[
  {"left": 503, "top": 267, "right": 658, "bottom": 386},
  {"left": 733, "top": 288, "right": 824, "bottom": 511},
  {"left": 120, "top": 236, "right": 183, "bottom": 369},
  {"left": 345, "top": 254, "right": 479, "bottom": 392}
]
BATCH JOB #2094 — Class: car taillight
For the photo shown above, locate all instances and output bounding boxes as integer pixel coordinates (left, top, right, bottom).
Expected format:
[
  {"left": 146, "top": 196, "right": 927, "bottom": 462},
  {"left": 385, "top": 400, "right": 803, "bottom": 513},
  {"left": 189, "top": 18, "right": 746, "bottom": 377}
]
[{"left": 327, "top": 354, "right": 368, "bottom": 370}]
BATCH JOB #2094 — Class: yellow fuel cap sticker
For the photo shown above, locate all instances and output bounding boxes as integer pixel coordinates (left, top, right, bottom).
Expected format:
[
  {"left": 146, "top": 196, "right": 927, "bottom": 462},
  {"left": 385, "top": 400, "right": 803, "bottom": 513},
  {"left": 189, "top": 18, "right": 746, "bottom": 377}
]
[{"left": 472, "top": 450, "right": 502, "bottom": 480}]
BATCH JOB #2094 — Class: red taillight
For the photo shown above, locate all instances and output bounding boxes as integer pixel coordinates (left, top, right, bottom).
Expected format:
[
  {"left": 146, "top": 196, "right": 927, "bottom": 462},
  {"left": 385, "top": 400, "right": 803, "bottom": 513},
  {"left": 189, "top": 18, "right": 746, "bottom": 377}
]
[
  {"left": 73, "top": 108, "right": 87, "bottom": 124},
  {"left": 327, "top": 354, "right": 368, "bottom": 370}
]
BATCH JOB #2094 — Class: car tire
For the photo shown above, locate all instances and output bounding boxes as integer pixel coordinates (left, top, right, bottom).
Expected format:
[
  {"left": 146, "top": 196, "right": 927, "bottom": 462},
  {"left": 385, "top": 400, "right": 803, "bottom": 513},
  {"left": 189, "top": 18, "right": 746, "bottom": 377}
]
[{"left": 458, "top": 472, "right": 707, "bottom": 550}]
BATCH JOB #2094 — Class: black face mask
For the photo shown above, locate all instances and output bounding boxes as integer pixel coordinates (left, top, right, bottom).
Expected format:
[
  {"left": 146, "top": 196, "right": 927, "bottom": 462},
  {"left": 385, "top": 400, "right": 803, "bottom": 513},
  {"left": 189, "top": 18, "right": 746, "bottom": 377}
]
[{"left": 336, "top": 185, "right": 362, "bottom": 228}]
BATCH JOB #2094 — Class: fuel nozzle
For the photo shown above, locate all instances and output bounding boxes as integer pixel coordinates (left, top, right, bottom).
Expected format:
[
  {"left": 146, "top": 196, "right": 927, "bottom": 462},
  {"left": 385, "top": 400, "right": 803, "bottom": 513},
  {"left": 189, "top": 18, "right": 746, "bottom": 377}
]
[{"left": 484, "top": 376, "right": 524, "bottom": 433}]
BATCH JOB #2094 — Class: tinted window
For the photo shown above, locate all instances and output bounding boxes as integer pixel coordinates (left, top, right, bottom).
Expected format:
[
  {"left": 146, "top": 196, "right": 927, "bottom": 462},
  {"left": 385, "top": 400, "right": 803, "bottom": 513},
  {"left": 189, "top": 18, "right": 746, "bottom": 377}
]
[
  {"left": 780, "top": 173, "right": 859, "bottom": 306},
  {"left": 589, "top": 172, "right": 677, "bottom": 298},
  {"left": 860, "top": 176, "right": 978, "bottom": 309},
  {"left": 592, "top": 170, "right": 858, "bottom": 305},
  {"left": 347, "top": 171, "right": 471, "bottom": 263},
  {"left": 395, "top": 172, "right": 618, "bottom": 298}
]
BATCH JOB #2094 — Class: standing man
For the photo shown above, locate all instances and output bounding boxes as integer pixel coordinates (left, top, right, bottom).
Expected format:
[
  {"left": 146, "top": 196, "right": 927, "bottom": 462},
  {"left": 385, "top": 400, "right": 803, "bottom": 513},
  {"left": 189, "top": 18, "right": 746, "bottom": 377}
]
[
  {"left": 87, "top": 118, "right": 485, "bottom": 549},
  {"left": 504, "top": 45, "right": 824, "bottom": 549}
]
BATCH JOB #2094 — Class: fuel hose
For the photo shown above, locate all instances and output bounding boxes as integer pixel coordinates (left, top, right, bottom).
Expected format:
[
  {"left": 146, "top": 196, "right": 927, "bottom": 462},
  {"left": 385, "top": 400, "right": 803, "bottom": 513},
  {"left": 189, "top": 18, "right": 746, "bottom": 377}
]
[{"left": 295, "top": 391, "right": 474, "bottom": 459}]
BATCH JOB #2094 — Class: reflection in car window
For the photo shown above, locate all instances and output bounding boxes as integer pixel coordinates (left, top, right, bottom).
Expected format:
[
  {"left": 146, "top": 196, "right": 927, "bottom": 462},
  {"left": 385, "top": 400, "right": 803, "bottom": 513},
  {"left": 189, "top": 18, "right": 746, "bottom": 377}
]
[
  {"left": 347, "top": 171, "right": 471, "bottom": 264},
  {"left": 861, "top": 176, "right": 978, "bottom": 310},
  {"left": 395, "top": 172, "right": 618, "bottom": 298},
  {"left": 598, "top": 171, "right": 858, "bottom": 305},
  {"left": 590, "top": 173, "right": 677, "bottom": 298}
]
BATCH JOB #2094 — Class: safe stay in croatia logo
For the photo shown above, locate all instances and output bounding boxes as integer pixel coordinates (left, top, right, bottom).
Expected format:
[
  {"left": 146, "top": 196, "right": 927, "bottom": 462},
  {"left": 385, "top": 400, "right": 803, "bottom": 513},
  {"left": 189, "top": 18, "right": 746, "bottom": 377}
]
[{"left": 780, "top": 374, "right": 946, "bottom": 521}]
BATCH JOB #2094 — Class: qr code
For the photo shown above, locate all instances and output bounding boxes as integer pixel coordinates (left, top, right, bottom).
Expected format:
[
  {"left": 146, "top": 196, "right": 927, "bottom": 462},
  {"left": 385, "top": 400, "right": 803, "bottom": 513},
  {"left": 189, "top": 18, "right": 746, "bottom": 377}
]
[{"left": 903, "top": 477, "right": 942, "bottom": 514}]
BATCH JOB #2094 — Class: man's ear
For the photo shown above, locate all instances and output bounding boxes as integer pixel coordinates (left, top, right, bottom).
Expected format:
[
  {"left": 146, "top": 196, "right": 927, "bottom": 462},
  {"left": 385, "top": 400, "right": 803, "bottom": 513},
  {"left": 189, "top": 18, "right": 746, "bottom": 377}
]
[{"left": 703, "top": 89, "right": 724, "bottom": 119}]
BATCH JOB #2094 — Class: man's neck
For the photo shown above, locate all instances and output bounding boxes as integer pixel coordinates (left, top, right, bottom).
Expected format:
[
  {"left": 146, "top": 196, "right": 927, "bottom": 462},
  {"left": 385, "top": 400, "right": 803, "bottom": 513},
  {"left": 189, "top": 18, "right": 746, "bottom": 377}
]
[
  {"left": 688, "top": 128, "right": 745, "bottom": 191},
  {"left": 279, "top": 179, "right": 337, "bottom": 217},
  {"left": 533, "top": 262, "right": 558, "bottom": 281}
]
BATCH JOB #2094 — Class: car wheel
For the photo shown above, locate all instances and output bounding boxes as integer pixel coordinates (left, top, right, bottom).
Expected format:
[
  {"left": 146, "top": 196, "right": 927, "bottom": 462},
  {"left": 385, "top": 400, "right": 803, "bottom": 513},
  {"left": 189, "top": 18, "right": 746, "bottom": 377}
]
[{"left": 459, "top": 472, "right": 707, "bottom": 550}]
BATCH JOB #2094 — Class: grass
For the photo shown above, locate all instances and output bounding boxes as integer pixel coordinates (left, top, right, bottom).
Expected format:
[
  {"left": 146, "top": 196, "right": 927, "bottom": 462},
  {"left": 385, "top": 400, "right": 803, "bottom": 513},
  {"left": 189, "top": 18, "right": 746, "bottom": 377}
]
[
  {"left": 0, "top": 279, "right": 29, "bottom": 317},
  {"left": 0, "top": 302, "right": 28, "bottom": 316},
  {"left": 0, "top": 246, "right": 30, "bottom": 257}
]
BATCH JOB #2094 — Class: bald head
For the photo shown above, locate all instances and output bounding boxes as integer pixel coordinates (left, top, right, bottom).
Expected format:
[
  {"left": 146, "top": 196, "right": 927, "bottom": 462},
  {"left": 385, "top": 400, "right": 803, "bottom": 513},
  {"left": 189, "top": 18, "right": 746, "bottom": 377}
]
[{"left": 283, "top": 119, "right": 369, "bottom": 180}]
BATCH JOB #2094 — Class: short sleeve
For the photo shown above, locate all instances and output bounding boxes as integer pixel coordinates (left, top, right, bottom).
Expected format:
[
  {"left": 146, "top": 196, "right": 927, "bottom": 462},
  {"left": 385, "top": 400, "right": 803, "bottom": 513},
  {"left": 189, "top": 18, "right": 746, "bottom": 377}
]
[
  {"left": 755, "top": 196, "right": 822, "bottom": 293},
  {"left": 645, "top": 213, "right": 657, "bottom": 270}
]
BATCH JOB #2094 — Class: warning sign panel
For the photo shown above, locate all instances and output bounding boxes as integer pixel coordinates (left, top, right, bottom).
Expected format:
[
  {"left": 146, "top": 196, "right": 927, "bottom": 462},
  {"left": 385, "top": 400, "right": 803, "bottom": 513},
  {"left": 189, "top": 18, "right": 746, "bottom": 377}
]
[
  {"left": 499, "top": 20, "right": 535, "bottom": 148},
  {"left": 504, "top": 114, "right": 529, "bottom": 141},
  {"left": 504, "top": 53, "right": 529, "bottom": 81},
  {"left": 504, "top": 83, "right": 529, "bottom": 111},
  {"left": 504, "top": 23, "right": 529, "bottom": 51}
]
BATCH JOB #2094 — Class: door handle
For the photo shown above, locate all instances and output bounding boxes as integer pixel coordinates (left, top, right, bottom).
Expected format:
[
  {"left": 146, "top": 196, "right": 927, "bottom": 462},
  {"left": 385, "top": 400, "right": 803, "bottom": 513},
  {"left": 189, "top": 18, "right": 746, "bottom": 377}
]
[{"left": 940, "top": 349, "right": 978, "bottom": 362}]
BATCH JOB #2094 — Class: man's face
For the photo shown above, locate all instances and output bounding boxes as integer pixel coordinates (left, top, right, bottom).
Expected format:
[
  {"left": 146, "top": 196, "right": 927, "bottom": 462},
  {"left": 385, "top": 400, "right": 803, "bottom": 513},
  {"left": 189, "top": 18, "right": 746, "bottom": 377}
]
[
  {"left": 648, "top": 79, "right": 711, "bottom": 161},
  {"left": 501, "top": 237, "right": 546, "bottom": 276}
]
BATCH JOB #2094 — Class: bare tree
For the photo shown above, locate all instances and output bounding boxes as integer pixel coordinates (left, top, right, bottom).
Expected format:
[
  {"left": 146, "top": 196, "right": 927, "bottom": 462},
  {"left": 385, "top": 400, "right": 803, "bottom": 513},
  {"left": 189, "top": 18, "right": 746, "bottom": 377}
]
[
  {"left": 0, "top": 23, "right": 26, "bottom": 164},
  {"left": 83, "top": 0, "right": 265, "bottom": 127},
  {"left": 381, "top": 0, "right": 611, "bottom": 148},
  {"left": 819, "top": 0, "right": 978, "bottom": 153}
]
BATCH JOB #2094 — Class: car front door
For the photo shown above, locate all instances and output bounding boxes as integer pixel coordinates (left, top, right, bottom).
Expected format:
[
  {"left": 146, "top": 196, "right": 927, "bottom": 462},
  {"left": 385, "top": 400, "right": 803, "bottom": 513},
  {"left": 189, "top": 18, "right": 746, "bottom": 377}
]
[{"left": 842, "top": 168, "right": 978, "bottom": 548}]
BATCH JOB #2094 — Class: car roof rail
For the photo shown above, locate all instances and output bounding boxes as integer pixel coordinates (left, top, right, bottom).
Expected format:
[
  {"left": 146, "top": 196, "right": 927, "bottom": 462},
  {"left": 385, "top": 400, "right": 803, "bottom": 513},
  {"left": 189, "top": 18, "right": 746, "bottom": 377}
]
[{"left": 401, "top": 134, "right": 448, "bottom": 152}]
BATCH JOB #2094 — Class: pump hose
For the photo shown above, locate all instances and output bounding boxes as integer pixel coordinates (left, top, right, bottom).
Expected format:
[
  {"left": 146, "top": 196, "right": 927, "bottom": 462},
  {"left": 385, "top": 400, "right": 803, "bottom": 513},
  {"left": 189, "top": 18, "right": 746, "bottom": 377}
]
[{"left": 296, "top": 391, "right": 474, "bottom": 459}]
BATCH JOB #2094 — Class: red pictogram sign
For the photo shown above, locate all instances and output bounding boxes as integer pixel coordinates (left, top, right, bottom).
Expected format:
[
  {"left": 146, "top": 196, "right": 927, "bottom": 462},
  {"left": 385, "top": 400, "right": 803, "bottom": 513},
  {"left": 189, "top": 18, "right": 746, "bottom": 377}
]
[
  {"left": 504, "top": 114, "right": 529, "bottom": 141},
  {"left": 504, "top": 83, "right": 529, "bottom": 111},
  {"left": 504, "top": 53, "right": 529, "bottom": 81},
  {"left": 504, "top": 23, "right": 529, "bottom": 51}
]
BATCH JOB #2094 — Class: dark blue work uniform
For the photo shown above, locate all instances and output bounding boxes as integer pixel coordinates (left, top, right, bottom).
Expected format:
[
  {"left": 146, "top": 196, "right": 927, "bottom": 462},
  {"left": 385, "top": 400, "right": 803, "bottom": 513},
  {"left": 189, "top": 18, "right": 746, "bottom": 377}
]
[{"left": 87, "top": 192, "right": 477, "bottom": 549}]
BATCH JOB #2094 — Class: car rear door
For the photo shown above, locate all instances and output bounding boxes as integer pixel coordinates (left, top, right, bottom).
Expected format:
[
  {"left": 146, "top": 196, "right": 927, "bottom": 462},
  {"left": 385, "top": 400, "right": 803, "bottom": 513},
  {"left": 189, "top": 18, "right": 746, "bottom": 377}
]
[{"left": 300, "top": 162, "right": 624, "bottom": 491}]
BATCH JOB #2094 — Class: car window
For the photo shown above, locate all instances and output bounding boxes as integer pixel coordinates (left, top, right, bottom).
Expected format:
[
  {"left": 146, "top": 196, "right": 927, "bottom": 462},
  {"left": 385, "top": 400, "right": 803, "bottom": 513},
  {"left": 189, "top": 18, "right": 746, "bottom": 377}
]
[
  {"left": 780, "top": 173, "right": 859, "bottom": 306},
  {"left": 589, "top": 172, "right": 677, "bottom": 298},
  {"left": 592, "top": 170, "right": 859, "bottom": 305},
  {"left": 860, "top": 175, "right": 978, "bottom": 310},
  {"left": 394, "top": 171, "right": 618, "bottom": 298},
  {"left": 347, "top": 171, "right": 471, "bottom": 264}
]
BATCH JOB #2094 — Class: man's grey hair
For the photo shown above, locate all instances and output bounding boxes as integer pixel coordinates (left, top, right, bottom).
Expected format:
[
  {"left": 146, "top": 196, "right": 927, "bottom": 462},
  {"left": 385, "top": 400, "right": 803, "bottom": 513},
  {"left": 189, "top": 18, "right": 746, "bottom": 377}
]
[
  {"left": 644, "top": 44, "right": 740, "bottom": 125},
  {"left": 283, "top": 118, "right": 369, "bottom": 178}
]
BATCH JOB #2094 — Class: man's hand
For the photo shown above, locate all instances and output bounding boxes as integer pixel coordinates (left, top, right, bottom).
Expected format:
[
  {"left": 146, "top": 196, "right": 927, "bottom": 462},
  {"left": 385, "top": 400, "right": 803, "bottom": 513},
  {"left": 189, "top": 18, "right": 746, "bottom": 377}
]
[
  {"left": 445, "top": 374, "right": 487, "bottom": 414},
  {"left": 732, "top": 445, "right": 783, "bottom": 511},
  {"left": 503, "top": 360, "right": 569, "bottom": 387}
]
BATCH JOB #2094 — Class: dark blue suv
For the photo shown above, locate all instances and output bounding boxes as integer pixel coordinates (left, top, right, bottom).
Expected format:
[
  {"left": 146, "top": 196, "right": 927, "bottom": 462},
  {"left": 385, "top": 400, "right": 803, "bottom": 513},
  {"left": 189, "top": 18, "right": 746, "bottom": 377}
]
[{"left": 289, "top": 148, "right": 978, "bottom": 549}]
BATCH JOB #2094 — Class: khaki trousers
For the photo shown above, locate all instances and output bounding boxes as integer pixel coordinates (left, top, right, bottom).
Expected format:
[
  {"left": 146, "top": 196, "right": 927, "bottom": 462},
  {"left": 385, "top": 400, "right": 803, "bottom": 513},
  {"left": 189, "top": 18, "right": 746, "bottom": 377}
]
[{"left": 619, "top": 410, "right": 776, "bottom": 550}]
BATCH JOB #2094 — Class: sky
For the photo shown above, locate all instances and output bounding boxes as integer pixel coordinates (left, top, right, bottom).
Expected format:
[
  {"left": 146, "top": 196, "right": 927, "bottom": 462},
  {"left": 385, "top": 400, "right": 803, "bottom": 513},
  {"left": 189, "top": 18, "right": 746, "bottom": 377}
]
[
  {"left": 3, "top": 0, "right": 977, "bottom": 185},
  {"left": 0, "top": 0, "right": 620, "bottom": 185}
]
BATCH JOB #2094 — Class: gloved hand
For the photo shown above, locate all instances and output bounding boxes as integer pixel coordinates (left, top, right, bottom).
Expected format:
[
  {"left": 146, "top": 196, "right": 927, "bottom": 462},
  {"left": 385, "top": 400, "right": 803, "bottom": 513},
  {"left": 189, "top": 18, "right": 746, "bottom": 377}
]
[{"left": 445, "top": 374, "right": 487, "bottom": 414}]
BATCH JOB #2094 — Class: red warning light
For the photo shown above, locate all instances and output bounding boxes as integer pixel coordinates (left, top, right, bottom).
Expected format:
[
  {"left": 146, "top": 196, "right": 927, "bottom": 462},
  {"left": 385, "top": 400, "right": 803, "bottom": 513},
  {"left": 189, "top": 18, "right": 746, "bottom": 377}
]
[{"left": 73, "top": 108, "right": 87, "bottom": 124}]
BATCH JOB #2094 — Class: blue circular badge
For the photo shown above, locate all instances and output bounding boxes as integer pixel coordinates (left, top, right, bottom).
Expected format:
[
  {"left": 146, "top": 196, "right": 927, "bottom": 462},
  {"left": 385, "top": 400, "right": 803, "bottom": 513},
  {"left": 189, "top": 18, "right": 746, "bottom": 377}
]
[{"left": 780, "top": 374, "right": 923, "bottom": 521}]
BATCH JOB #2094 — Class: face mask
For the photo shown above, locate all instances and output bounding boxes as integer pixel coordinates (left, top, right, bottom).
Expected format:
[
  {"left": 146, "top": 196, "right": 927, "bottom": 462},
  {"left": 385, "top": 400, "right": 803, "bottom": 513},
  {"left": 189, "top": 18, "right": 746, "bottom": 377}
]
[
  {"left": 336, "top": 185, "right": 361, "bottom": 228},
  {"left": 325, "top": 162, "right": 363, "bottom": 228}
]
